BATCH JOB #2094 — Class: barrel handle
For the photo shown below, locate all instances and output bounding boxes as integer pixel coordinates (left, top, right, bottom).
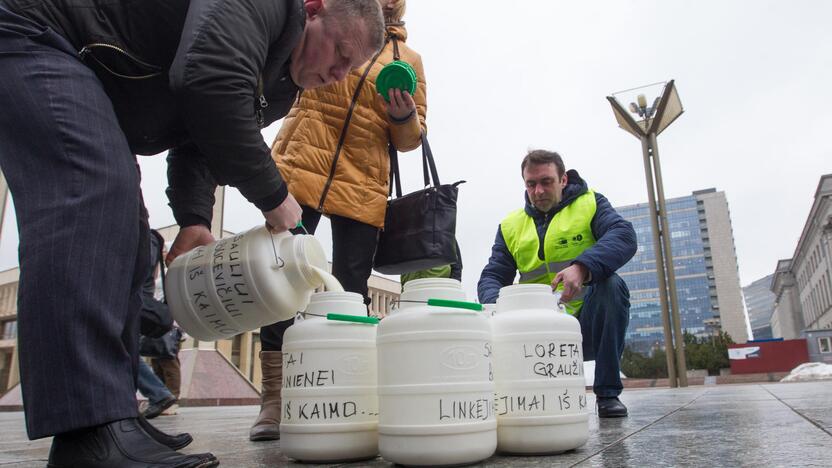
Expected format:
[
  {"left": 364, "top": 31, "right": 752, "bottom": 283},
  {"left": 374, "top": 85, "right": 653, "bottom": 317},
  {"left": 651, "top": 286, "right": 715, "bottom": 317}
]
[
  {"left": 327, "top": 313, "right": 379, "bottom": 325},
  {"left": 393, "top": 299, "right": 485, "bottom": 311},
  {"left": 267, "top": 222, "right": 308, "bottom": 271}
]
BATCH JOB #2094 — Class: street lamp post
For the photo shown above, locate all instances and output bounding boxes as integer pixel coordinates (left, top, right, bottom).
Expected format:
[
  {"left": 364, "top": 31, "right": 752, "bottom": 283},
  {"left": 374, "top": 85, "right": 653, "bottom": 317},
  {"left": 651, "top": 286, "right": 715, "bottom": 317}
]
[{"left": 607, "top": 80, "right": 688, "bottom": 388}]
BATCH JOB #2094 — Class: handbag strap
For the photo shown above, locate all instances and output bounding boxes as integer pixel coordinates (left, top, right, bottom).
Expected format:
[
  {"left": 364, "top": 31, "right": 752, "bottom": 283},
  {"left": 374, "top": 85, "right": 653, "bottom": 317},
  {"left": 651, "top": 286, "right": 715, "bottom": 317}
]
[
  {"left": 317, "top": 43, "right": 386, "bottom": 211},
  {"left": 420, "top": 133, "right": 441, "bottom": 186},
  {"left": 391, "top": 34, "right": 401, "bottom": 61},
  {"left": 159, "top": 255, "right": 167, "bottom": 304},
  {"left": 149, "top": 229, "right": 168, "bottom": 303},
  {"left": 388, "top": 143, "right": 403, "bottom": 197},
  {"left": 156, "top": 235, "right": 167, "bottom": 304},
  {"left": 388, "top": 132, "right": 441, "bottom": 199}
]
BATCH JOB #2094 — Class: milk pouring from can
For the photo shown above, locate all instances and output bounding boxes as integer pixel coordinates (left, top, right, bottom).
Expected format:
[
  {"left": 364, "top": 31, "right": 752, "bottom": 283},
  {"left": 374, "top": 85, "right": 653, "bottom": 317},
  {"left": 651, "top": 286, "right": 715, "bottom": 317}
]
[{"left": 165, "top": 225, "right": 329, "bottom": 341}]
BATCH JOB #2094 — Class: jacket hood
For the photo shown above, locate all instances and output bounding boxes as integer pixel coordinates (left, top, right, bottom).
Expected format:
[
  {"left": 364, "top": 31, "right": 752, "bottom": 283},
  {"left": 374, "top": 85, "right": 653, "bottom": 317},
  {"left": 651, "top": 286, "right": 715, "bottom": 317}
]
[{"left": 524, "top": 169, "right": 589, "bottom": 219}]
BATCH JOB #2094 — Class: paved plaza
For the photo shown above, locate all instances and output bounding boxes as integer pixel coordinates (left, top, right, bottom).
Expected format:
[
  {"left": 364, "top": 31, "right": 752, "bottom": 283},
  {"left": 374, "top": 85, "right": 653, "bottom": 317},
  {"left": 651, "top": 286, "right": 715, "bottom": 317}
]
[{"left": 1, "top": 381, "right": 830, "bottom": 467}]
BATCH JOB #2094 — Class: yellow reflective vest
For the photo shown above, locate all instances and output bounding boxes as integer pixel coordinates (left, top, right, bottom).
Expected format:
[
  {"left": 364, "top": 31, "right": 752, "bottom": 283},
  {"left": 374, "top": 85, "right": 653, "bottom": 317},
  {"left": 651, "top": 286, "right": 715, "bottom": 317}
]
[{"left": 500, "top": 191, "right": 597, "bottom": 314}]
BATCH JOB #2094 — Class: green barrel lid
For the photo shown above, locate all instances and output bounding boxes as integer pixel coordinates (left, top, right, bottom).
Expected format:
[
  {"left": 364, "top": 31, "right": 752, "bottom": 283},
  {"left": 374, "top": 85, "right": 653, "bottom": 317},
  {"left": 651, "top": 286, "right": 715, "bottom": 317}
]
[
  {"left": 376, "top": 61, "right": 417, "bottom": 102},
  {"left": 326, "top": 313, "right": 380, "bottom": 325}
]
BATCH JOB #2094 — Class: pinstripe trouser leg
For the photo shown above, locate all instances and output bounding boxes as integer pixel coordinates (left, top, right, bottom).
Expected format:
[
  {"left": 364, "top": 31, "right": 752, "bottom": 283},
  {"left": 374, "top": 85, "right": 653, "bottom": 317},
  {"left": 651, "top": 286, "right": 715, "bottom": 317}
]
[{"left": 0, "top": 6, "right": 150, "bottom": 439}]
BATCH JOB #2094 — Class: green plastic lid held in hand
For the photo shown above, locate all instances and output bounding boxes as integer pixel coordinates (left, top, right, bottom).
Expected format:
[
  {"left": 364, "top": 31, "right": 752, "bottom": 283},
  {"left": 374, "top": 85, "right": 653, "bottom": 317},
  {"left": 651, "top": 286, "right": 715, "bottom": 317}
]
[{"left": 376, "top": 60, "right": 417, "bottom": 102}]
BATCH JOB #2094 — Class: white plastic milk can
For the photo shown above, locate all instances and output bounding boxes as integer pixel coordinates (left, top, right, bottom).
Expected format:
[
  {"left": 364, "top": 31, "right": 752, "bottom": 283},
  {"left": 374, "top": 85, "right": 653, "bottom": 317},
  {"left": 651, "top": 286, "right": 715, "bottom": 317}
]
[
  {"left": 376, "top": 278, "right": 497, "bottom": 466},
  {"left": 165, "top": 225, "right": 327, "bottom": 341},
  {"left": 491, "top": 284, "right": 589, "bottom": 454},
  {"left": 280, "top": 291, "right": 379, "bottom": 462}
]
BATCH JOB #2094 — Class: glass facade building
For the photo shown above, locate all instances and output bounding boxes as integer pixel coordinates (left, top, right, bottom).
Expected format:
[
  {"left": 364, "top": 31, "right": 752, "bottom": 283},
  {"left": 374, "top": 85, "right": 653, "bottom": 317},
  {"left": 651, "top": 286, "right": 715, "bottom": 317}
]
[
  {"left": 742, "top": 274, "right": 775, "bottom": 340},
  {"left": 616, "top": 192, "right": 724, "bottom": 354}
]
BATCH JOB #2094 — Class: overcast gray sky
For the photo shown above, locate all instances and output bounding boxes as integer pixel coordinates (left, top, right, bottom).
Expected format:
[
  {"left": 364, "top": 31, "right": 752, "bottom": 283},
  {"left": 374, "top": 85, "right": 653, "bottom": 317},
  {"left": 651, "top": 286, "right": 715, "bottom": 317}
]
[{"left": 1, "top": 0, "right": 830, "bottom": 301}]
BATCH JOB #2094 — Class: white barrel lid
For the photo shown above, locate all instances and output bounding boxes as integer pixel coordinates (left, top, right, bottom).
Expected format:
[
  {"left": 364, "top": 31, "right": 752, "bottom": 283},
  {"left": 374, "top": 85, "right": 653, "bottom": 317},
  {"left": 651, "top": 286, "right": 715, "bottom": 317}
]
[
  {"left": 496, "top": 284, "right": 560, "bottom": 313},
  {"left": 304, "top": 291, "right": 366, "bottom": 318},
  {"left": 394, "top": 278, "right": 466, "bottom": 313}
]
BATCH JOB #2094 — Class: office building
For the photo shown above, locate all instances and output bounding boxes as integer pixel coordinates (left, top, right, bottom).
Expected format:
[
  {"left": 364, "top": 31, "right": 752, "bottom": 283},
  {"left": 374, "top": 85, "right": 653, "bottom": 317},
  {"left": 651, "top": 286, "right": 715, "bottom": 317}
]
[
  {"left": 770, "top": 174, "right": 832, "bottom": 339},
  {"left": 616, "top": 188, "right": 747, "bottom": 353},
  {"left": 743, "top": 274, "right": 775, "bottom": 340}
]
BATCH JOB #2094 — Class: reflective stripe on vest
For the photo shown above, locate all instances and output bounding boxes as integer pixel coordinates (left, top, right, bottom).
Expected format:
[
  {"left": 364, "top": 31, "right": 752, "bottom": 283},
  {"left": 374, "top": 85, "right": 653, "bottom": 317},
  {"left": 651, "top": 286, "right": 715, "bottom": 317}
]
[
  {"left": 500, "top": 190, "right": 597, "bottom": 314},
  {"left": 517, "top": 261, "right": 574, "bottom": 282}
]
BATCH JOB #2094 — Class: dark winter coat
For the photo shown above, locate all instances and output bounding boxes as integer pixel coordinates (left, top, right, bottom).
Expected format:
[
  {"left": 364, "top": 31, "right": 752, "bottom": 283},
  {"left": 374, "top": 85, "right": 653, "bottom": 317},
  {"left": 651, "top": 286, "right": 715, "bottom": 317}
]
[
  {"left": 477, "top": 170, "right": 637, "bottom": 304},
  {"left": 3, "top": 0, "right": 305, "bottom": 226}
]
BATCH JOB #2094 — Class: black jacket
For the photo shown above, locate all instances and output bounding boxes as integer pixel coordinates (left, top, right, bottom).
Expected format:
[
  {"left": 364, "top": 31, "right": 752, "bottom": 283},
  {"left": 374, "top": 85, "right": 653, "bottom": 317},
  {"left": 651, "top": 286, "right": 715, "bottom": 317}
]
[
  {"left": 477, "top": 170, "right": 637, "bottom": 304},
  {"left": 5, "top": 0, "right": 305, "bottom": 226}
]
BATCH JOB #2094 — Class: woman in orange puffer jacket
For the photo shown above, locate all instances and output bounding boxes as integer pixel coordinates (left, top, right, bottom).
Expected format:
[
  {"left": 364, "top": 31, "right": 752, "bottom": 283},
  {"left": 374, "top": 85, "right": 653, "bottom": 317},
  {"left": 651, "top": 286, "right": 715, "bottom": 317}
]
[{"left": 250, "top": 0, "right": 427, "bottom": 442}]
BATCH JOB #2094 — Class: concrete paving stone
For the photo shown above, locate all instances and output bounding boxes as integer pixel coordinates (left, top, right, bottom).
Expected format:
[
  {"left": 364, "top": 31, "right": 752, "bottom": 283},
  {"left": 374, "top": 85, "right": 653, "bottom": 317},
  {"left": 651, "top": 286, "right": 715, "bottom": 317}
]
[
  {"left": 0, "top": 420, "right": 50, "bottom": 467},
  {"left": 773, "top": 396, "right": 832, "bottom": 418},
  {"left": 578, "top": 397, "right": 832, "bottom": 467},
  {"left": 786, "top": 409, "right": 832, "bottom": 432},
  {"left": 761, "top": 381, "right": 832, "bottom": 400},
  {"left": 759, "top": 382, "right": 832, "bottom": 432},
  {"left": 761, "top": 394, "right": 832, "bottom": 410},
  {"left": 1, "top": 382, "right": 830, "bottom": 467},
  {"left": 683, "top": 385, "right": 775, "bottom": 401}
]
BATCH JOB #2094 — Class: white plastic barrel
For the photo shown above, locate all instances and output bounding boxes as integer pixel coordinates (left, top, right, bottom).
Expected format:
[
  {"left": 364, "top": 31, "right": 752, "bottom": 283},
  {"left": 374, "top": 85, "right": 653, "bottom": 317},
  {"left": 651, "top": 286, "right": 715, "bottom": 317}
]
[
  {"left": 280, "top": 291, "right": 379, "bottom": 463},
  {"left": 377, "top": 278, "right": 497, "bottom": 466},
  {"left": 491, "top": 284, "right": 589, "bottom": 454},
  {"left": 165, "top": 225, "right": 327, "bottom": 341}
]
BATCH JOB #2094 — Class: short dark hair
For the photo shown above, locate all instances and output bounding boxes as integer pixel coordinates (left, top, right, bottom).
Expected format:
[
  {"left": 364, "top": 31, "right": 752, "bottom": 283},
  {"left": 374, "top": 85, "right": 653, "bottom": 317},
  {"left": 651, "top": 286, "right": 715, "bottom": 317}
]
[
  {"left": 323, "top": 0, "right": 385, "bottom": 52},
  {"left": 521, "top": 150, "right": 565, "bottom": 178}
]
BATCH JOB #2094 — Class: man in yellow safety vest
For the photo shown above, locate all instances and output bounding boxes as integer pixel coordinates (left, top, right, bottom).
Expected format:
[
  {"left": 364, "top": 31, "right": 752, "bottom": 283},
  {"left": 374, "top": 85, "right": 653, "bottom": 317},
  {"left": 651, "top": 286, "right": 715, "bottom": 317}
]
[{"left": 478, "top": 150, "right": 637, "bottom": 417}]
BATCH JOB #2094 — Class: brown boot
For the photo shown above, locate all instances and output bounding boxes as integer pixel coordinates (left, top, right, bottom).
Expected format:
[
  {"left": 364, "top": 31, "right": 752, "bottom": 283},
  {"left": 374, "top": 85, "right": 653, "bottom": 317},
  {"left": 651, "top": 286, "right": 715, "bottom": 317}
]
[{"left": 249, "top": 350, "right": 283, "bottom": 441}]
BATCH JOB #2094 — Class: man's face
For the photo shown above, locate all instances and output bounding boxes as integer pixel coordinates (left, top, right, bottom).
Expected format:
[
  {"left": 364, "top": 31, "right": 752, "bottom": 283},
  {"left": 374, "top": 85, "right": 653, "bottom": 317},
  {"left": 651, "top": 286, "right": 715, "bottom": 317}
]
[
  {"left": 290, "top": 14, "right": 374, "bottom": 89},
  {"left": 523, "top": 163, "right": 567, "bottom": 213}
]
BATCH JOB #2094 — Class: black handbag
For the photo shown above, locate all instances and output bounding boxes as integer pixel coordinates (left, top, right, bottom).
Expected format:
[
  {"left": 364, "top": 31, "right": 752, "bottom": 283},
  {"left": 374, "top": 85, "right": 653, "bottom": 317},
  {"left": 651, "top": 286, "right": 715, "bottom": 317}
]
[
  {"left": 139, "top": 327, "right": 182, "bottom": 359},
  {"left": 139, "top": 295, "right": 173, "bottom": 339},
  {"left": 373, "top": 133, "right": 464, "bottom": 275}
]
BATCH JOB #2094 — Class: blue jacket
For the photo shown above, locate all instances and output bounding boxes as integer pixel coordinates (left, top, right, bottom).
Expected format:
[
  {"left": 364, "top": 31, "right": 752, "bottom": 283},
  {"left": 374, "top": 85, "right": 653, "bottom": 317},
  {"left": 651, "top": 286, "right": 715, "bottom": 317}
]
[{"left": 477, "top": 170, "right": 637, "bottom": 304}]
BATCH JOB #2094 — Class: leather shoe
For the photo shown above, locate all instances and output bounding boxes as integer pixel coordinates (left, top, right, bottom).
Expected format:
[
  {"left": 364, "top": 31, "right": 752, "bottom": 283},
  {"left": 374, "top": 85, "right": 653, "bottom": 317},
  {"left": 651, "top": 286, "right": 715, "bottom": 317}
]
[
  {"left": 137, "top": 415, "right": 193, "bottom": 451},
  {"left": 597, "top": 396, "right": 628, "bottom": 418},
  {"left": 143, "top": 395, "right": 177, "bottom": 420},
  {"left": 47, "top": 418, "right": 218, "bottom": 468}
]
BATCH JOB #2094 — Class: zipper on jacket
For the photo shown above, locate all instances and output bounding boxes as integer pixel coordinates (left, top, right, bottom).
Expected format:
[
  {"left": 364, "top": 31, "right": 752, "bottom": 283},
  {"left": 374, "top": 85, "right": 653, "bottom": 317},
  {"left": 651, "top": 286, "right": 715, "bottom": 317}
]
[
  {"left": 540, "top": 213, "right": 549, "bottom": 262},
  {"left": 78, "top": 43, "right": 162, "bottom": 80},
  {"left": 256, "top": 75, "right": 269, "bottom": 128}
]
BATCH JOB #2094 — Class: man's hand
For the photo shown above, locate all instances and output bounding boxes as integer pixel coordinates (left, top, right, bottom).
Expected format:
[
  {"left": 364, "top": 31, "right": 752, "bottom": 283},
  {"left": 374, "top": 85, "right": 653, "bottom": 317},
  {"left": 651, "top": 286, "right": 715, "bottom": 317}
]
[
  {"left": 167, "top": 224, "right": 215, "bottom": 266},
  {"left": 382, "top": 89, "right": 416, "bottom": 121},
  {"left": 263, "top": 193, "right": 302, "bottom": 233},
  {"left": 553, "top": 263, "right": 589, "bottom": 302}
]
